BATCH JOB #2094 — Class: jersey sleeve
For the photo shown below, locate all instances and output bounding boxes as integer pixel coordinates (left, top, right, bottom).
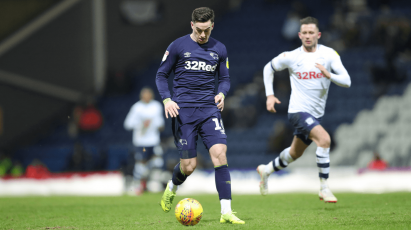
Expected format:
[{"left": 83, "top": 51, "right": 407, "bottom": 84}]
[
  {"left": 156, "top": 41, "right": 179, "bottom": 100},
  {"left": 329, "top": 50, "right": 351, "bottom": 88},
  {"left": 124, "top": 104, "right": 140, "bottom": 130},
  {"left": 263, "top": 62, "right": 275, "bottom": 96},
  {"left": 271, "top": 52, "right": 291, "bottom": 71},
  {"left": 217, "top": 45, "right": 230, "bottom": 96}
]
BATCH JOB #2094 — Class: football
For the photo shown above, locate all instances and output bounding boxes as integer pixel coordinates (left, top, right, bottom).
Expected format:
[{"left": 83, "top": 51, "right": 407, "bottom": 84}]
[{"left": 174, "top": 198, "right": 203, "bottom": 226}]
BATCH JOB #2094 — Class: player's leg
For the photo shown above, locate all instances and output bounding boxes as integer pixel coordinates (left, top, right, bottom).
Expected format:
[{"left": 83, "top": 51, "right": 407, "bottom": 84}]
[
  {"left": 161, "top": 158, "right": 196, "bottom": 213},
  {"left": 127, "top": 146, "right": 151, "bottom": 195},
  {"left": 169, "top": 157, "right": 197, "bottom": 192},
  {"left": 209, "top": 144, "right": 231, "bottom": 213},
  {"left": 161, "top": 110, "right": 199, "bottom": 212},
  {"left": 136, "top": 146, "right": 163, "bottom": 194},
  {"left": 208, "top": 144, "right": 244, "bottom": 224},
  {"left": 257, "top": 112, "right": 316, "bottom": 195},
  {"left": 257, "top": 136, "right": 309, "bottom": 195},
  {"left": 129, "top": 146, "right": 152, "bottom": 195},
  {"left": 308, "top": 125, "right": 337, "bottom": 203},
  {"left": 200, "top": 108, "right": 244, "bottom": 224}
]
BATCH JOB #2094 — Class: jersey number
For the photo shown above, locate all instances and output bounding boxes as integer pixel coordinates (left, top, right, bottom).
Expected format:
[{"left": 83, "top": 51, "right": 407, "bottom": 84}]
[
  {"left": 212, "top": 118, "right": 225, "bottom": 131},
  {"left": 185, "top": 61, "right": 217, "bottom": 72}
]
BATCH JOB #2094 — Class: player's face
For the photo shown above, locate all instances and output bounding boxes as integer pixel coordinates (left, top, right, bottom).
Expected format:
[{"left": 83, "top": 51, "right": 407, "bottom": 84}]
[
  {"left": 191, "top": 20, "right": 214, "bottom": 44},
  {"left": 298, "top": 24, "right": 321, "bottom": 50},
  {"left": 140, "top": 89, "right": 153, "bottom": 103}
]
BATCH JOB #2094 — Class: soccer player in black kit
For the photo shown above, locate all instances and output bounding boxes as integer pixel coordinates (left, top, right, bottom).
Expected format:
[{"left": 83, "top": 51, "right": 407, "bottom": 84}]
[{"left": 156, "top": 7, "right": 244, "bottom": 224}]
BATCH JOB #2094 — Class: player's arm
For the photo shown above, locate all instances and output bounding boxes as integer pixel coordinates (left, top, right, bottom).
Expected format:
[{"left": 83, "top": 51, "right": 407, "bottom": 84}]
[
  {"left": 215, "top": 46, "right": 230, "bottom": 111},
  {"left": 264, "top": 53, "right": 290, "bottom": 113},
  {"left": 155, "top": 42, "right": 180, "bottom": 118},
  {"left": 315, "top": 50, "right": 351, "bottom": 88}
]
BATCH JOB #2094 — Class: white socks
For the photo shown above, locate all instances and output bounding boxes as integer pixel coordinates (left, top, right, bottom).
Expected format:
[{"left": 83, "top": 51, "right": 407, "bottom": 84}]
[
  {"left": 265, "top": 147, "right": 294, "bottom": 175},
  {"left": 264, "top": 161, "right": 274, "bottom": 175},
  {"left": 316, "top": 147, "right": 330, "bottom": 190},
  {"left": 280, "top": 147, "right": 294, "bottom": 164},
  {"left": 168, "top": 181, "right": 178, "bottom": 193},
  {"left": 220, "top": 199, "right": 231, "bottom": 214},
  {"left": 316, "top": 147, "right": 330, "bottom": 181},
  {"left": 320, "top": 178, "right": 329, "bottom": 190}
]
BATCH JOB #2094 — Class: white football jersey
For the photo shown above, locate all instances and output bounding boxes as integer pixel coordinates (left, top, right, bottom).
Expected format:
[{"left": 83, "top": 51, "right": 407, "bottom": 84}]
[
  {"left": 269, "top": 44, "right": 350, "bottom": 118},
  {"left": 124, "top": 100, "right": 164, "bottom": 147}
]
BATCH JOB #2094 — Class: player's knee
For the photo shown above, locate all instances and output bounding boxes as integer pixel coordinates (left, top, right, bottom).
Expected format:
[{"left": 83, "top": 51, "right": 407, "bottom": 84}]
[
  {"left": 318, "top": 135, "right": 331, "bottom": 148},
  {"left": 180, "top": 158, "right": 197, "bottom": 176},
  {"left": 211, "top": 146, "right": 227, "bottom": 165},
  {"left": 182, "top": 163, "right": 196, "bottom": 176},
  {"left": 184, "top": 166, "right": 196, "bottom": 175}
]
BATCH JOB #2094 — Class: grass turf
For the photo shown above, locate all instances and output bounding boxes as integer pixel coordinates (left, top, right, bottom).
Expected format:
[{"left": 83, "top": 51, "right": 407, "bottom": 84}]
[{"left": 1, "top": 193, "right": 410, "bottom": 229}]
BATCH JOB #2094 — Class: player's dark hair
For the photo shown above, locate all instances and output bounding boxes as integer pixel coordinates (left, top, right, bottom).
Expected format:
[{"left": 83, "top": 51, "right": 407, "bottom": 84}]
[
  {"left": 192, "top": 7, "right": 214, "bottom": 23},
  {"left": 300, "top": 16, "right": 319, "bottom": 30}
]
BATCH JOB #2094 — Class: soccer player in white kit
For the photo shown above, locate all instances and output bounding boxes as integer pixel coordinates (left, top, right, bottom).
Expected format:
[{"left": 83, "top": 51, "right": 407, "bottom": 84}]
[
  {"left": 256, "top": 17, "right": 351, "bottom": 203},
  {"left": 124, "top": 87, "right": 165, "bottom": 195}
]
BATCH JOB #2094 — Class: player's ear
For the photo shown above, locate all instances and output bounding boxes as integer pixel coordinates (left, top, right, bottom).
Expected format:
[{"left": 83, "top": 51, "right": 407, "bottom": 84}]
[
  {"left": 211, "top": 22, "right": 214, "bottom": 30},
  {"left": 191, "top": 21, "right": 194, "bottom": 29},
  {"left": 298, "top": 32, "right": 302, "bottom": 40},
  {"left": 318, "top": 31, "right": 322, "bottom": 39}
]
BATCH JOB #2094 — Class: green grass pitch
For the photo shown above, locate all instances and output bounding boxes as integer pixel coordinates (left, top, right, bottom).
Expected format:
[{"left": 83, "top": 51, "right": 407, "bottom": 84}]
[{"left": 1, "top": 193, "right": 410, "bottom": 229}]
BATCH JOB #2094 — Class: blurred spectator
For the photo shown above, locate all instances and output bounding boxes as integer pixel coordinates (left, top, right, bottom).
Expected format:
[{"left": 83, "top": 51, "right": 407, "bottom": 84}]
[
  {"left": 223, "top": 86, "right": 257, "bottom": 129},
  {"left": 223, "top": 72, "right": 272, "bottom": 129},
  {"left": 25, "top": 159, "right": 50, "bottom": 179},
  {"left": 68, "top": 97, "right": 103, "bottom": 138},
  {"left": 124, "top": 87, "right": 164, "bottom": 195},
  {"left": 324, "top": 1, "right": 410, "bottom": 98},
  {"left": 322, "top": 8, "right": 346, "bottom": 51},
  {"left": 68, "top": 142, "right": 94, "bottom": 171},
  {"left": 267, "top": 120, "right": 294, "bottom": 154},
  {"left": 282, "top": 12, "right": 301, "bottom": 44},
  {"left": 282, "top": 1, "right": 310, "bottom": 48},
  {"left": 78, "top": 104, "right": 103, "bottom": 132},
  {"left": 367, "top": 151, "right": 388, "bottom": 170},
  {"left": 10, "top": 161, "right": 23, "bottom": 177},
  {"left": 0, "top": 153, "right": 23, "bottom": 177},
  {"left": 0, "top": 154, "right": 12, "bottom": 177},
  {"left": 369, "top": 7, "right": 410, "bottom": 97}
]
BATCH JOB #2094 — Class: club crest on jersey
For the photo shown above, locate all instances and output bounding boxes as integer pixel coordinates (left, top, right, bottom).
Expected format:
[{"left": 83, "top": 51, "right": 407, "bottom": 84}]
[
  {"left": 162, "top": 51, "right": 169, "bottom": 62},
  {"left": 305, "top": 117, "right": 314, "bottom": 125},
  {"left": 179, "top": 139, "right": 188, "bottom": 145},
  {"left": 210, "top": 52, "right": 219, "bottom": 60},
  {"left": 184, "top": 52, "right": 191, "bottom": 57}
]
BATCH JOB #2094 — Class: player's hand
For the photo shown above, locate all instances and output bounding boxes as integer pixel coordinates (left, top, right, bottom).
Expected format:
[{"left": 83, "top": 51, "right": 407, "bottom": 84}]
[
  {"left": 215, "top": 93, "right": 225, "bottom": 111},
  {"left": 164, "top": 100, "right": 180, "bottom": 118},
  {"left": 315, "top": 63, "right": 331, "bottom": 79},
  {"left": 266, "top": 95, "right": 281, "bottom": 113}
]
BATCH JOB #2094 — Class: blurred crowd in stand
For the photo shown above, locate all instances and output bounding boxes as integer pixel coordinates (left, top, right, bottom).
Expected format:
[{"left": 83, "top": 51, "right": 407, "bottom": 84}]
[{"left": 322, "top": 0, "right": 411, "bottom": 97}]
